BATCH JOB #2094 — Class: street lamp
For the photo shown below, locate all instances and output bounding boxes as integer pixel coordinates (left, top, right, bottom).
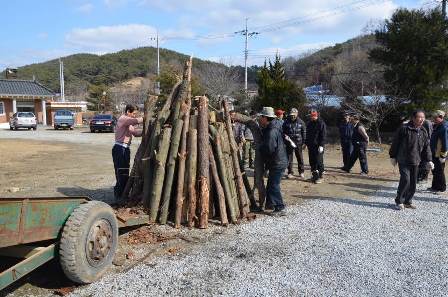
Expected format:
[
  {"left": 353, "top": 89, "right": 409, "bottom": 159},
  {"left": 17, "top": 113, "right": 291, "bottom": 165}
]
[{"left": 102, "top": 91, "right": 107, "bottom": 112}]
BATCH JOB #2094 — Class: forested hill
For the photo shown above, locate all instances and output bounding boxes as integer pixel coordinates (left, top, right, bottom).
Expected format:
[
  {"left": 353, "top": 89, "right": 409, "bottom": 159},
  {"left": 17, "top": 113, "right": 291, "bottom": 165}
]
[{"left": 1, "top": 47, "right": 259, "bottom": 95}]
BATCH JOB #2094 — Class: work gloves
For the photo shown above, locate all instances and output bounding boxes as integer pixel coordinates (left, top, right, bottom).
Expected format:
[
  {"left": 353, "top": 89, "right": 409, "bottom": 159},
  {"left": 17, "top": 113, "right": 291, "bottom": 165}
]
[
  {"left": 439, "top": 157, "right": 446, "bottom": 164},
  {"left": 429, "top": 161, "right": 435, "bottom": 170},
  {"left": 318, "top": 146, "right": 324, "bottom": 154},
  {"left": 390, "top": 158, "right": 397, "bottom": 167}
]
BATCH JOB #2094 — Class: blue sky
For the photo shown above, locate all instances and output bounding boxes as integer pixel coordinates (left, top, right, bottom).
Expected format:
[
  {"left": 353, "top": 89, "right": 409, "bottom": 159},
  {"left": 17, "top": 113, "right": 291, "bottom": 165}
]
[{"left": 0, "top": 0, "right": 437, "bottom": 69}]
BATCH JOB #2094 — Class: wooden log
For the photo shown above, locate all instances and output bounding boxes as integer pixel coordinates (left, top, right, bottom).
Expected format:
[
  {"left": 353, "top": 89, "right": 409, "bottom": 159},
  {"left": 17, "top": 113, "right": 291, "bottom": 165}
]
[
  {"left": 197, "top": 96, "right": 210, "bottom": 229},
  {"left": 148, "top": 127, "right": 172, "bottom": 222},
  {"left": 209, "top": 146, "right": 229, "bottom": 226},
  {"left": 220, "top": 127, "right": 240, "bottom": 218},
  {"left": 231, "top": 113, "right": 266, "bottom": 208},
  {"left": 159, "top": 118, "right": 184, "bottom": 224},
  {"left": 174, "top": 97, "right": 192, "bottom": 228},
  {"left": 222, "top": 100, "right": 249, "bottom": 217},
  {"left": 209, "top": 125, "right": 237, "bottom": 223},
  {"left": 186, "top": 115, "right": 198, "bottom": 227}
]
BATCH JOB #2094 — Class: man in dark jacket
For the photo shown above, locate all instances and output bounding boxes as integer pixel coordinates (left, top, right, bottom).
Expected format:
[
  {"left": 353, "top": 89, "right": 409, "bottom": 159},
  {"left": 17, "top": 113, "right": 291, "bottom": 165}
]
[
  {"left": 342, "top": 114, "right": 369, "bottom": 175},
  {"left": 259, "top": 107, "right": 288, "bottom": 216},
  {"left": 429, "top": 110, "right": 448, "bottom": 192},
  {"left": 283, "top": 108, "right": 306, "bottom": 178},
  {"left": 417, "top": 119, "right": 434, "bottom": 182},
  {"left": 389, "top": 110, "right": 433, "bottom": 210},
  {"left": 339, "top": 113, "right": 353, "bottom": 169},
  {"left": 305, "top": 109, "right": 327, "bottom": 183}
]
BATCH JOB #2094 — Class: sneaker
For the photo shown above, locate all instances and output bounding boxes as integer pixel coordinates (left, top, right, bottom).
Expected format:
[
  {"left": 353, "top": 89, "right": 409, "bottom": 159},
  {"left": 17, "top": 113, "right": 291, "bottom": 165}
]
[
  {"left": 395, "top": 204, "right": 405, "bottom": 211},
  {"left": 286, "top": 174, "right": 294, "bottom": 179},
  {"left": 314, "top": 178, "right": 323, "bottom": 184},
  {"left": 299, "top": 173, "right": 305, "bottom": 178},
  {"left": 360, "top": 172, "right": 368, "bottom": 176},
  {"left": 341, "top": 167, "right": 350, "bottom": 173},
  {"left": 250, "top": 205, "right": 263, "bottom": 213},
  {"left": 264, "top": 204, "right": 274, "bottom": 211},
  {"left": 404, "top": 204, "right": 417, "bottom": 209}
]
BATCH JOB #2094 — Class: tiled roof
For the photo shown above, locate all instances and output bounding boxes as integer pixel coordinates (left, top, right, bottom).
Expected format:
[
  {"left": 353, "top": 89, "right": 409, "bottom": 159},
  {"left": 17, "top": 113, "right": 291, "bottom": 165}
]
[{"left": 0, "top": 79, "right": 55, "bottom": 97}]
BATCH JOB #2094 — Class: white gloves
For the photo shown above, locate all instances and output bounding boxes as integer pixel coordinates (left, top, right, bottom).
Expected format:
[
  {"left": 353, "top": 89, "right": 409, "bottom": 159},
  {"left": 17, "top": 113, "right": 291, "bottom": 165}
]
[
  {"left": 318, "top": 146, "right": 324, "bottom": 154},
  {"left": 390, "top": 158, "right": 397, "bottom": 167},
  {"left": 439, "top": 158, "right": 446, "bottom": 164},
  {"left": 429, "top": 161, "right": 435, "bottom": 170}
]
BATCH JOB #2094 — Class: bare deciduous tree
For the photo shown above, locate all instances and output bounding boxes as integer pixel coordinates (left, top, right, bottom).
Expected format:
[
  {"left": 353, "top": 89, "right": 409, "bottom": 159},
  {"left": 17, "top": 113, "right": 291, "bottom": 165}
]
[{"left": 198, "top": 59, "right": 241, "bottom": 104}]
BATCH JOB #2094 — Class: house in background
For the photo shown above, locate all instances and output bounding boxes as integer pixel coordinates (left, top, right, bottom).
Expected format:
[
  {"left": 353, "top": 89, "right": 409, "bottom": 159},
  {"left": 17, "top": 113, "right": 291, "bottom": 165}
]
[{"left": 0, "top": 79, "right": 55, "bottom": 125}]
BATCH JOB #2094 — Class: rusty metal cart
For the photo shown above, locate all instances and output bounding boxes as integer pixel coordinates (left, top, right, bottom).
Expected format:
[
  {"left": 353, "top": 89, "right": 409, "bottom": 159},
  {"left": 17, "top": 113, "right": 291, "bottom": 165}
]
[{"left": 0, "top": 197, "right": 149, "bottom": 291}]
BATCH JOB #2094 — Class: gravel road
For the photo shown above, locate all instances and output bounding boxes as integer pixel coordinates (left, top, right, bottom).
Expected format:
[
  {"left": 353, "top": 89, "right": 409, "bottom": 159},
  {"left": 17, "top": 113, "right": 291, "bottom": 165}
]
[{"left": 72, "top": 183, "right": 448, "bottom": 297}]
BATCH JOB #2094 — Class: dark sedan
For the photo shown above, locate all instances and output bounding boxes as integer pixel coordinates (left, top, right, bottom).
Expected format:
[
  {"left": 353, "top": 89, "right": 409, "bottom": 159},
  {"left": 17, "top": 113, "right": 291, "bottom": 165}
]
[{"left": 90, "top": 114, "right": 116, "bottom": 133}]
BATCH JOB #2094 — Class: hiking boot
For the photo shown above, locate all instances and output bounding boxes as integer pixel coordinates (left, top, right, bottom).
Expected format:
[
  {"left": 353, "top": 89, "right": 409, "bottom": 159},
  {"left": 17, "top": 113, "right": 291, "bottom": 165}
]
[
  {"left": 250, "top": 205, "right": 263, "bottom": 213},
  {"left": 404, "top": 204, "right": 417, "bottom": 209},
  {"left": 395, "top": 204, "right": 405, "bottom": 211},
  {"left": 341, "top": 167, "right": 350, "bottom": 173}
]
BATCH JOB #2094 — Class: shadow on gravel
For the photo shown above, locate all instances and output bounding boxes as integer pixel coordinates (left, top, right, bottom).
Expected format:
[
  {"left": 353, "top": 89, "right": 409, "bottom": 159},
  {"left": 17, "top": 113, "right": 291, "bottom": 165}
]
[
  {"left": 328, "top": 182, "right": 397, "bottom": 192},
  {"left": 57, "top": 186, "right": 115, "bottom": 204},
  {"left": 297, "top": 194, "right": 395, "bottom": 210},
  {"left": 413, "top": 194, "right": 448, "bottom": 204}
]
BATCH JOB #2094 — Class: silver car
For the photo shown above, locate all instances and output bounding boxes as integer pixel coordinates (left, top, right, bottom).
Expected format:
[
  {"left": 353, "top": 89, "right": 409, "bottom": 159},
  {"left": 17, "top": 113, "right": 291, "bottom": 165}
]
[{"left": 9, "top": 112, "right": 37, "bottom": 130}]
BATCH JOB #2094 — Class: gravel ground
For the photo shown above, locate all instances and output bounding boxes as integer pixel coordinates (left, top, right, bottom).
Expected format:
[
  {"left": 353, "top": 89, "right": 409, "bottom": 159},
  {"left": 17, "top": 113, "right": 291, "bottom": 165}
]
[{"left": 72, "top": 183, "right": 448, "bottom": 297}]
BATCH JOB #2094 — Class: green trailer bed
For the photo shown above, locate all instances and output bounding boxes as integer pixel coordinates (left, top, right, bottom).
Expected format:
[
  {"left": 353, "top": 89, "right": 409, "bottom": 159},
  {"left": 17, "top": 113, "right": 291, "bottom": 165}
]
[{"left": 0, "top": 197, "right": 149, "bottom": 291}]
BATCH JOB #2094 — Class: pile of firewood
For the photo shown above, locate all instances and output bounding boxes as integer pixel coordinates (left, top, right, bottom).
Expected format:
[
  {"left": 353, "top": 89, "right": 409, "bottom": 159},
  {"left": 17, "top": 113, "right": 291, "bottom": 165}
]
[{"left": 122, "top": 58, "right": 254, "bottom": 228}]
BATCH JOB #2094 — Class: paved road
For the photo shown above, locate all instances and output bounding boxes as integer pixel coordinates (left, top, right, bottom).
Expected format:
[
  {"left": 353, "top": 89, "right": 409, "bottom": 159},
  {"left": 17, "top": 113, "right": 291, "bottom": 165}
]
[
  {"left": 0, "top": 125, "right": 141, "bottom": 147},
  {"left": 73, "top": 183, "right": 448, "bottom": 297}
]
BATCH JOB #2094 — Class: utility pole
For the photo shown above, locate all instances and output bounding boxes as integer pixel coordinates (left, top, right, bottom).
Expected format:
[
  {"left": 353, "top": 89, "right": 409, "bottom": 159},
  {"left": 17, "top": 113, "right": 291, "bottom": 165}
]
[
  {"left": 150, "top": 31, "right": 160, "bottom": 95},
  {"left": 59, "top": 58, "right": 65, "bottom": 102},
  {"left": 235, "top": 19, "right": 259, "bottom": 95},
  {"left": 443, "top": 0, "right": 447, "bottom": 19}
]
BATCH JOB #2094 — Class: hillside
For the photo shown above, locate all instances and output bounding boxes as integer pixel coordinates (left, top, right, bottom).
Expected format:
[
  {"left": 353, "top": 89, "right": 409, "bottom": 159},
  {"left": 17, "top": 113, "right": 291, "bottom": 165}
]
[{"left": 1, "top": 47, "right": 258, "bottom": 96}]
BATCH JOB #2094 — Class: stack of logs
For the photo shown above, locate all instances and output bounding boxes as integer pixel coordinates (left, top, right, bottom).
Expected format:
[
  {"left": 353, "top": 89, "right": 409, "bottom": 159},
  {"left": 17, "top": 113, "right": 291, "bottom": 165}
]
[{"left": 122, "top": 57, "right": 254, "bottom": 228}]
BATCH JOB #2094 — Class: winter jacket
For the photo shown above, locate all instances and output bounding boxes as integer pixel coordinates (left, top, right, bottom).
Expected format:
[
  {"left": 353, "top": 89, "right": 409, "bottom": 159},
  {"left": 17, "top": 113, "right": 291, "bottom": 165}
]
[
  {"left": 339, "top": 122, "right": 353, "bottom": 144},
  {"left": 260, "top": 120, "right": 288, "bottom": 170},
  {"left": 430, "top": 120, "right": 448, "bottom": 158},
  {"left": 389, "top": 122, "right": 431, "bottom": 166},
  {"left": 352, "top": 122, "right": 369, "bottom": 144},
  {"left": 305, "top": 118, "right": 327, "bottom": 147},
  {"left": 232, "top": 122, "right": 245, "bottom": 144},
  {"left": 283, "top": 117, "right": 306, "bottom": 145}
]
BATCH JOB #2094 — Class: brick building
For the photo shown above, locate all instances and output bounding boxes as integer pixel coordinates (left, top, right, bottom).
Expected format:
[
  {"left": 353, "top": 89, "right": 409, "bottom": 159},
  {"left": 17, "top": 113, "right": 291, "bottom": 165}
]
[{"left": 0, "top": 79, "right": 55, "bottom": 125}]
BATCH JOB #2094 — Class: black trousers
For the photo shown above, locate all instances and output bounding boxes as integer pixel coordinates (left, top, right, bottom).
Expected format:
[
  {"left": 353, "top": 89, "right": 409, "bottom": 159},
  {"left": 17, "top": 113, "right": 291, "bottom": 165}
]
[
  {"left": 287, "top": 144, "right": 304, "bottom": 174},
  {"left": 346, "top": 142, "right": 368, "bottom": 173},
  {"left": 341, "top": 142, "right": 353, "bottom": 168},
  {"left": 308, "top": 145, "right": 324, "bottom": 177},
  {"left": 396, "top": 164, "right": 418, "bottom": 205},
  {"left": 431, "top": 157, "right": 446, "bottom": 191},
  {"left": 112, "top": 144, "right": 131, "bottom": 198}
]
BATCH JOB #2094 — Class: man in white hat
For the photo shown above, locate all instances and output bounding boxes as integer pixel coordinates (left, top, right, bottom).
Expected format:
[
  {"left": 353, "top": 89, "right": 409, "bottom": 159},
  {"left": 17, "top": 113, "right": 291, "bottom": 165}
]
[{"left": 258, "top": 107, "right": 288, "bottom": 216}]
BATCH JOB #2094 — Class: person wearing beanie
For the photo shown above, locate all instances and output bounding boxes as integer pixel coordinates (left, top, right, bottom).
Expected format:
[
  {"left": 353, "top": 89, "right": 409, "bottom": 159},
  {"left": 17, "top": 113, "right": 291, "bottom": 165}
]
[{"left": 305, "top": 109, "right": 327, "bottom": 184}]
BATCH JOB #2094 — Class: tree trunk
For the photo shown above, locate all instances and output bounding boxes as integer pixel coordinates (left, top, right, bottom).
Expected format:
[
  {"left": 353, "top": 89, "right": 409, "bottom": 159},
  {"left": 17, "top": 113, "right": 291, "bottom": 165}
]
[
  {"left": 209, "top": 147, "right": 228, "bottom": 225},
  {"left": 197, "top": 96, "right": 210, "bottom": 229},
  {"left": 209, "top": 124, "right": 237, "bottom": 223},
  {"left": 159, "top": 119, "right": 184, "bottom": 224},
  {"left": 148, "top": 127, "right": 172, "bottom": 222},
  {"left": 186, "top": 115, "right": 198, "bottom": 227},
  {"left": 174, "top": 97, "right": 192, "bottom": 228},
  {"left": 222, "top": 100, "right": 249, "bottom": 218}
]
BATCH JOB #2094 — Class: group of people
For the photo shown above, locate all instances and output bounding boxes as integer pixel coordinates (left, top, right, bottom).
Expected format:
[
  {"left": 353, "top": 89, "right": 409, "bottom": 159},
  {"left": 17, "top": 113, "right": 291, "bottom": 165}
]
[
  {"left": 389, "top": 110, "right": 447, "bottom": 210},
  {"left": 111, "top": 103, "right": 447, "bottom": 215}
]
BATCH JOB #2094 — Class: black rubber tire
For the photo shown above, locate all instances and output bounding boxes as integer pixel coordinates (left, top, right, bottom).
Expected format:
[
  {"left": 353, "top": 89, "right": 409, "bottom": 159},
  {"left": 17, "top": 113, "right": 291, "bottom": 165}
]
[
  {"left": 69, "top": 126, "right": 74, "bottom": 130},
  {"left": 59, "top": 201, "right": 118, "bottom": 284},
  {"left": 9, "top": 126, "right": 13, "bottom": 130},
  {"left": 32, "top": 127, "right": 37, "bottom": 131}
]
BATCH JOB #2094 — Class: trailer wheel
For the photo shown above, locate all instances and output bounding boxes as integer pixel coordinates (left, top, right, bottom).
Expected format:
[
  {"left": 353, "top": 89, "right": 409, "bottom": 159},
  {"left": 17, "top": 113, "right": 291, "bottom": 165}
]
[{"left": 59, "top": 201, "right": 118, "bottom": 284}]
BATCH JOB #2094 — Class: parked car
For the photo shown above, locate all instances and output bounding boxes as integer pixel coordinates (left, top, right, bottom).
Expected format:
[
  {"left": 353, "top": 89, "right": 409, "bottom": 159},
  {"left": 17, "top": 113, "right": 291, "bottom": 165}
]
[
  {"left": 90, "top": 114, "right": 117, "bottom": 133},
  {"left": 54, "top": 110, "right": 75, "bottom": 130},
  {"left": 9, "top": 112, "right": 37, "bottom": 130}
]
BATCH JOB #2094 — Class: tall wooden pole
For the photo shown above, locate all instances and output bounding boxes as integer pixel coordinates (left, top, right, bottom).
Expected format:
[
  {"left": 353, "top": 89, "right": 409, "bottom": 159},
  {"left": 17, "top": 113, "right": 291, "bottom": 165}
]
[{"left": 197, "top": 96, "right": 210, "bottom": 228}]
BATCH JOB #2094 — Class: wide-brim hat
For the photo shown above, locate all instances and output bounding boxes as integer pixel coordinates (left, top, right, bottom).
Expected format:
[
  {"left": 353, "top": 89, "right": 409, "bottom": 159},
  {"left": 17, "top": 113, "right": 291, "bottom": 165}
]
[
  {"left": 259, "top": 107, "right": 276, "bottom": 118},
  {"left": 290, "top": 108, "right": 298, "bottom": 115}
]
